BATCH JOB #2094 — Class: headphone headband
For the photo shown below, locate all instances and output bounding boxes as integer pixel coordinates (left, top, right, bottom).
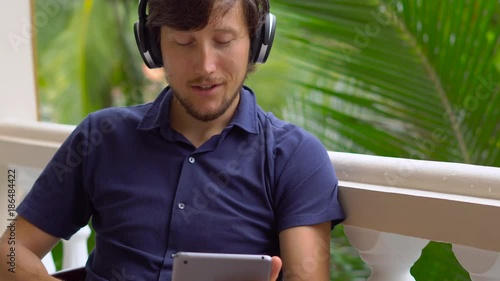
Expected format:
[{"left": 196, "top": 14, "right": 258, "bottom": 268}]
[
  {"left": 137, "top": 0, "right": 148, "bottom": 19},
  {"left": 134, "top": 0, "right": 276, "bottom": 69}
]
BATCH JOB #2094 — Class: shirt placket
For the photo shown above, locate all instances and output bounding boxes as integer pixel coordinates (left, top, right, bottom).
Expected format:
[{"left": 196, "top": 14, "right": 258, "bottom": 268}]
[{"left": 158, "top": 153, "right": 199, "bottom": 281}]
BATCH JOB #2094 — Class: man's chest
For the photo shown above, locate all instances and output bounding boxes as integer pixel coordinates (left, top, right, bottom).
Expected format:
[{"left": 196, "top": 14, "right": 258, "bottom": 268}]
[{"left": 87, "top": 141, "right": 277, "bottom": 256}]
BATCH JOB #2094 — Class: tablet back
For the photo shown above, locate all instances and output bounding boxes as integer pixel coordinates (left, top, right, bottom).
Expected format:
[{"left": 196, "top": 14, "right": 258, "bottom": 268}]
[{"left": 172, "top": 252, "right": 272, "bottom": 281}]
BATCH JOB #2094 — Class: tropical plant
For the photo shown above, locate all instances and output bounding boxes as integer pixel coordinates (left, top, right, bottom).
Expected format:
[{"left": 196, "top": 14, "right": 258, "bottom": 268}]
[
  {"left": 262, "top": 0, "right": 500, "bottom": 280},
  {"left": 36, "top": 0, "right": 149, "bottom": 124}
]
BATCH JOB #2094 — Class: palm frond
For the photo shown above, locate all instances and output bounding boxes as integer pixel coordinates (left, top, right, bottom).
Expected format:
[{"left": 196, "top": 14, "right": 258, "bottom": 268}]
[
  {"left": 36, "top": 0, "right": 146, "bottom": 124},
  {"left": 273, "top": 0, "right": 499, "bottom": 167}
]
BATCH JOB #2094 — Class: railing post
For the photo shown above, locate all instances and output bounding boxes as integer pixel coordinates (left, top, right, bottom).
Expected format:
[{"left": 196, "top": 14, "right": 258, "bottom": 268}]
[
  {"left": 344, "top": 225, "right": 429, "bottom": 281},
  {"left": 62, "top": 225, "right": 91, "bottom": 270},
  {"left": 453, "top": 244, "right": 500, "bottom": 281},
  {"left": 0, "top": 1, "right": 38, "bottom": 121}
]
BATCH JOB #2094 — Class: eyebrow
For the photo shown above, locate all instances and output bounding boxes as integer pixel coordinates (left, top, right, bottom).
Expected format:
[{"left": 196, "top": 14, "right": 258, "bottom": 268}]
[
  {"left": 164, "top": 25, "right": 244, "bottom": 39},
  {"left": 213, "top": 27, "right": 240, "bottom": 34},
  {"left": 167, "top": 27, "right": 239, "bottom": 35},
  {"left": 219, "top": 27, "right": 251, "bottom": 40}
]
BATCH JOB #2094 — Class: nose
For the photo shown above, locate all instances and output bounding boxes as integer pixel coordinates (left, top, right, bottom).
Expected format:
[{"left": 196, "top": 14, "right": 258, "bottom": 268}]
[{"left": 194, "top": 43, "right": 217, "bottom": 76}]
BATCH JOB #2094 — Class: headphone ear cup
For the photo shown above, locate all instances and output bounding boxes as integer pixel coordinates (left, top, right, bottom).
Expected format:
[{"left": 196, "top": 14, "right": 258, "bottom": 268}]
[
  {"left": 250, "top": 13, "right": 276, "bottom": 64},
  {"left": 134, "top": 19, "right": 163, "bottom": 69},
  {"left": 134, "top": 21, "right": 152, "bottom": 68},
  {"left": 146, "top": 27, "right": 163, "bottom": 68}
]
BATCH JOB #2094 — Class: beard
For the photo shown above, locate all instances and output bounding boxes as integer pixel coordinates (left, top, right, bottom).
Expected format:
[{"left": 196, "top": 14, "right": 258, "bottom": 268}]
[
  {"left": 166, "top": 68, "right": 249, "bottom": 122},
  {"left": 169, "top": 77, "right": 244, "bottom": 122}
]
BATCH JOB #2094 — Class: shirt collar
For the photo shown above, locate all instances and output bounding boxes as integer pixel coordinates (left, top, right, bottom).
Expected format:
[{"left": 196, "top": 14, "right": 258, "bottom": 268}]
[
  {"left": 136, "top": 85, "right": 258, "bottom": 135},
  {"left": 136, "top": 86, "right": 172, "bottom": 131}
]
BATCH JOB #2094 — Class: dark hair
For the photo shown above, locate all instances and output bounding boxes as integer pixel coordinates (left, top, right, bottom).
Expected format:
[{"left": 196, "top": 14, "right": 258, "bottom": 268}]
[{"left": 147, "top": 0, "right": 269, "bottom": 66}]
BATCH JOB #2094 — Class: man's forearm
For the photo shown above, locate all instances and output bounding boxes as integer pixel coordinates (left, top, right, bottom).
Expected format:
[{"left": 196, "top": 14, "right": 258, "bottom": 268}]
[{"left": 0, "top": 243, "right": 60, "bottom": 281}]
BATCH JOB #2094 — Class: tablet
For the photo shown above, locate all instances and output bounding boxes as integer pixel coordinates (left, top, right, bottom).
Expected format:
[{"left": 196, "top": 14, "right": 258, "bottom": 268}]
[{"left": 172, "top": 252, "right": 272, "bottom": 281}]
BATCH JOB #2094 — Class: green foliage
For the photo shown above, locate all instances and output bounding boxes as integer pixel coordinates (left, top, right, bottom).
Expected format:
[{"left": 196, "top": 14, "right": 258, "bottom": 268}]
[
  {"left": 246, "top": 58, "right": 295, "bottom": 119},
  {"left": 36, "top": 0, "right": 147, "bottom": 124},
  {"left": 411, "top": 242, "right": 470, "bottom": 281},
  {"left": 273, "top": 0, "right": 500, "bottom": 166}
]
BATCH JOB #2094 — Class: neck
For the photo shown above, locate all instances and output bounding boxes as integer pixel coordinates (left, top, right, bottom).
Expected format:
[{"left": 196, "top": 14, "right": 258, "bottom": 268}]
[{"left": 170, "top": 93, "right": 240, "bottom": 148}]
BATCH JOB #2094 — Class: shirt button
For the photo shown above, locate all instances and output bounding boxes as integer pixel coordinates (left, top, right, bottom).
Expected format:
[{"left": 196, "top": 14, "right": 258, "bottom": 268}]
[
  {"left": 178, "top": 203, "right": 185, "bottom": 210},
  {"left": 188, "top": 157, "right": 195, "bottom": 164}
]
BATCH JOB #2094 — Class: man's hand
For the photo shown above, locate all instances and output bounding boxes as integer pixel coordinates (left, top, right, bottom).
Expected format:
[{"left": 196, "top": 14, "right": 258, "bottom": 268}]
[{"left": 269, "top": 256, "right": 282, "bottom": 281}]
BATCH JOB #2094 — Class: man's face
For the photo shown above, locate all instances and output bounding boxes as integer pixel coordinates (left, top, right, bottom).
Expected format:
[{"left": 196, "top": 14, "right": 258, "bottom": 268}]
[{"left": 160, "top": 1, "right": 251, "bottom": 122}]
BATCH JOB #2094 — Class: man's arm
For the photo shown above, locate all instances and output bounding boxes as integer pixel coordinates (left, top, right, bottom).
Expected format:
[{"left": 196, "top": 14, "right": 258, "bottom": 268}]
[
  {"left": 0, "top": 215, "right": 61, "bottom": 281},
  {"left": 279, "top": 222, "right": 332, "bottom": 281}
]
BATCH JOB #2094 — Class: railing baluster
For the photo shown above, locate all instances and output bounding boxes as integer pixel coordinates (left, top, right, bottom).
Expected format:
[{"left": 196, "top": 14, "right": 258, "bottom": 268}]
[
  {"left": 41, "top": 252, "right": 56, "bottom": 274},
  {"left": 344, "top": 225, "right": 429, "bottom": 281},
  {"left": 61, "top": 225, "right": 92, "bottom": 270},
  {"left": 453, "top": 244, "right": 500, "bottom": 281}
]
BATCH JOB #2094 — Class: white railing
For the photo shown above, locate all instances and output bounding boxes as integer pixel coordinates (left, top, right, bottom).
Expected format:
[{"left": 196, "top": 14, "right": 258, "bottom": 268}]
[
  {"left": 332, "top": 151, "right": 500, "bottom": 281},
  {"left": 1, "top": 119, "right": 499, "bottom": 280}
]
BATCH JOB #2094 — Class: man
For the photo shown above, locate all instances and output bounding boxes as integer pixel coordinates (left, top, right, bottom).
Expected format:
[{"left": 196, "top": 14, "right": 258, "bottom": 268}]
[{"left": 0, "top": 0, "right": 344, "bottom": 280}]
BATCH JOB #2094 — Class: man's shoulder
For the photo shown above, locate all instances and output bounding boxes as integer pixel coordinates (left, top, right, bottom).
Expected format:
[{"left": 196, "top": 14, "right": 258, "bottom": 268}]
[
  {"left": 81, "top": 103, "right": 153, "bottom": 132},
  {"left": 62, "top": 103, "right": 155, "bottom": 143},
  {"left": 255, "top": 107, "right": 326, "bottom": 155},
  {"left": 90, "top": 103, "right": 151, "bottom": 123}
]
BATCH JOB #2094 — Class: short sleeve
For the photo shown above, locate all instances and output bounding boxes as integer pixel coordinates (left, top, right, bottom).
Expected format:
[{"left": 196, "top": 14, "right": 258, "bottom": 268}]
[
  {"left": 17, "top": 117, "right": 93, "bottom": 240},
  {"left": 273, "top": 132, "right": 345, "bottom": 232}
]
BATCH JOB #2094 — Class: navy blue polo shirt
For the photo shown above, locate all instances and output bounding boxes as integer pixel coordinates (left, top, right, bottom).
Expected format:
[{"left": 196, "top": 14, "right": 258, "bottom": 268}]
[{"left": 17, "top": 86, "right": 345, "bottom": 281}]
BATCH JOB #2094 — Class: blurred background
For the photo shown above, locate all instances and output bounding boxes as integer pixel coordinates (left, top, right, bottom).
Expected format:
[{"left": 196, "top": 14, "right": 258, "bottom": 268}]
[{"left": 34, "top": 0, "right": 499, "bottom": 280}]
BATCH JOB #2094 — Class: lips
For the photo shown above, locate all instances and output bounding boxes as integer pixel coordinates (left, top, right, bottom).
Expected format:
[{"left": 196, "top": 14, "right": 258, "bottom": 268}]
[
  {"left": 190, "top": 83, "right": 222, "bottom": 96},
  {"left": 195, "top": 84, "right": 218, "bottom": 90}
]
